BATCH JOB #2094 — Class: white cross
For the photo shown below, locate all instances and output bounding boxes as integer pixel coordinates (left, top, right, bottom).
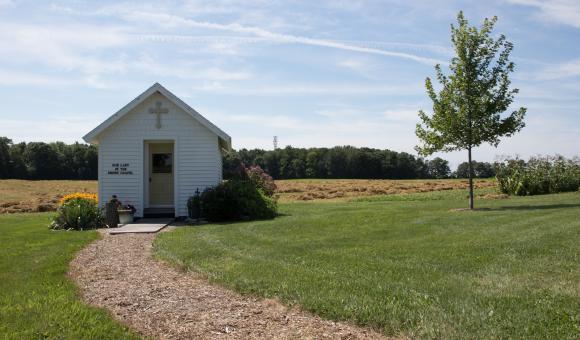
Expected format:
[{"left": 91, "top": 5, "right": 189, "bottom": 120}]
[{"left": 148, "top": 101, "right": 169, "bottom": 129}]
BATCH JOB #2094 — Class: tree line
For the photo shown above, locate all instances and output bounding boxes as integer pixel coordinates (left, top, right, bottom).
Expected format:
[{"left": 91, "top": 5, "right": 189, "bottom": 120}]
[
  {"left": 225, "top": 146, "right": 495, "bottom": 180},
  {"left": 0, "top": 137, "right": 495, "bottom": 180},
  {"left": 0, "top": 137, "right": 98, "bottom": 180}
]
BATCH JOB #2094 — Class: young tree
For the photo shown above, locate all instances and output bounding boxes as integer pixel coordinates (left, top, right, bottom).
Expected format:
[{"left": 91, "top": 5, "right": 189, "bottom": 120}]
[{"left": 416, "top": 12, "right": 526, "bottom": 209}]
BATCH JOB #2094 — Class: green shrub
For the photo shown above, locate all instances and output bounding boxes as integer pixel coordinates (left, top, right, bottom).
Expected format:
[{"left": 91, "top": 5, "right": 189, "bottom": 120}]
[
  {"left": 193, "top": 165, "right": 278, "bottom": 222},
  {"left": 200, "top": 179, "right": 277, "bottom": 222},
  {"left": 495, "top": 155, "right": 580, "bottom": 196},
  {"left": 50, "top": 197, "right": 104, "bottom": 230}
]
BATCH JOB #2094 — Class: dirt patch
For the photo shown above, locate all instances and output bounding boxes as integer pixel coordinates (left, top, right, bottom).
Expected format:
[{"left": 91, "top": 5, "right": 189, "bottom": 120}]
[
  {"left": 276, "top": 179, "right": 497, "bottom": 202},
  {"left": 69, "top": 231, "right": 389, "bottom": 339}
]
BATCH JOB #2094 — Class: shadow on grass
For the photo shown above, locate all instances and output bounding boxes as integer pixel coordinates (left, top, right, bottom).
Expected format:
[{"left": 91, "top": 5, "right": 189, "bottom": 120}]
[
  {"left": 450, "top": 203, "right": 580, "bottom": 212},
  {"left": 201, "top": 213, "right": 290, "bottom": 227},
  {"left": 493, "top": 203, "right": 580, "bottom": 211}
]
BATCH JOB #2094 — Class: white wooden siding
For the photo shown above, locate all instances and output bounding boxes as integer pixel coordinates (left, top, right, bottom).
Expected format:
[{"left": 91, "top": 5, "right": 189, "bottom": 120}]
[{"left": 98, "top": 91, "right": 222, "bottom": 217}]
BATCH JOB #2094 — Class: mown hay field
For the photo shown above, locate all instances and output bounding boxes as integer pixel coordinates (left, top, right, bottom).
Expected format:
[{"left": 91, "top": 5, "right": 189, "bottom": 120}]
[
  {"left": 0, "top": 180, "right": 97, "bottom": 214},
  {"left": 276, "top": 178, "right": 498, "bottom": 202},
  {"left": 0, "top": 178, "right": 499, "bottom": 213}
]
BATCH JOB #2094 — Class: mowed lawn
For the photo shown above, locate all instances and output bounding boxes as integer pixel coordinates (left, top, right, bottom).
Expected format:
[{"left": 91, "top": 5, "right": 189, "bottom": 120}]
[
  {"left": 0, "top": 213, "right": 137, "bottom": 339},
  {"left": 154, "top": 190, "right": 580, "bottom": 339}
]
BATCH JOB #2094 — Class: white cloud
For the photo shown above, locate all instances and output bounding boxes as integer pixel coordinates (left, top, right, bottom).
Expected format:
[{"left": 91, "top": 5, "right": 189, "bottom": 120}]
[
  {"left": 0, "top": 22, "right": 254, "bottom": 88},
  {"left": 200, "top": 108, "right": 308, "bottom": 132},
  {"left": 337, "top": 59, "right": 366, "bottom": 71},
  {"left": 261, "top": 120, "right": 419, "bottom": 153},
  {"left": 339, "top": 40, "right": 454, "bottom": 57},
  {"left": 114, "top": 11, "right": 445, "bottom": 65},
  {"left": 515, "top": 79, "right": 580, "bottom": 102},
  {"left": 1, "top": 115, "right": 102, "bottom": 143},
  {"left": 130, "top": 53, "right": 252, "bottom": 81},
  {"left": 383, "top": 108, "right": 420, "bottom": 123},
  {"left": 507, "top": 0, "right": 580, "bottom": 28},
  {"left": 314, "top": 105, "right": 421, "bottom": 123},
  {"left": 0, "top": 69, "right": 72, "bottom": 86},
  {"left": 202, "top": 101, "right": 429, "bottom": 153},
  {"left": 314, "top": 108, "right": 361, "bottom": 118},
  {"left": 135, "top": 33, "right": 453, "bottom": 59},
  {"left": 47, "top": 2, "right": 446, "bottom": 65},
  {"left": 226, "top": 114, "right": 305, "bottom": 129},
  {"left": 336, "top": 58, "right": 383, "bottom": 79},
  {"left": 191, "top": 82, "right": 422, "bottom": 96},
  {"left": 0, "top": 22, "right": 130, "bottom": 86},
  {"left": 533, "top": 58, "right": 580, "bottom": 80},
  {"left": 208, "top": 113, "right": 421, "bottom": 152}
]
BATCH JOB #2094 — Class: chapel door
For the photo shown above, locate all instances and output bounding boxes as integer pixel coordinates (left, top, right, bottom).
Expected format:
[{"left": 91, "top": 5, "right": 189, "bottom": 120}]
[{"left": 149, "top": 143, "right": 174, "bottom": 207}]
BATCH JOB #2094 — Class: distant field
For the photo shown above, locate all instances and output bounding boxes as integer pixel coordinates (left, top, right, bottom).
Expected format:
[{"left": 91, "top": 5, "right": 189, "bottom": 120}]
[
  {"left": 276, "top": 178, "right": 498, "bottom": 201},
  {"left": 0, "top": 178, "right": 498, "bottom": 213},
  {"left": 0, "top": 180, "right": 97, "bottom": 214}
]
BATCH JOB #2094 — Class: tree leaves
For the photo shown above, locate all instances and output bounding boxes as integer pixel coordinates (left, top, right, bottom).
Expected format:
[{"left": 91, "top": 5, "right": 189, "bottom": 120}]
[{"left": 416, "top": 11, "right": 526, "bottom": 157}]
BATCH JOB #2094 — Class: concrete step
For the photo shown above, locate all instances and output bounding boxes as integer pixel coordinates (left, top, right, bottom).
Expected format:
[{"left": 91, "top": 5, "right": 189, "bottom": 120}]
[
  {"left": 144, "top": 207, "right": 175, "bottom": 218},
  {"left": 108, "top": 218, "right": 172, "bottom": 234}
]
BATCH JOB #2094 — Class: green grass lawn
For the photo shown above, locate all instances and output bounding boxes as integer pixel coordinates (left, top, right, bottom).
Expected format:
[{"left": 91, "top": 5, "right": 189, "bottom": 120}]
[
  {"left": 0, "top": 213, "right": 137, "bottom": 339},
  {"left": 154, "top": 190, "right": 580, "bottom": 339}
]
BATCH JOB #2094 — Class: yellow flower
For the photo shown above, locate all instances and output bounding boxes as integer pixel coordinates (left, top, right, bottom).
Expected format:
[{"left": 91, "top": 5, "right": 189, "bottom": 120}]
[{"left": 59, "top": 192, "right": 98, "bottom": 205}]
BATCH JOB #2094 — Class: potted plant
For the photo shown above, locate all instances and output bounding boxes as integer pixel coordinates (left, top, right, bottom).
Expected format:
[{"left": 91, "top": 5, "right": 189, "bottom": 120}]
[
  {"left": 187, "top": 189, "right": 202, "bottom": 220},
  {"left": 118, "top": 204, "right": 136, "bottom": 224}
]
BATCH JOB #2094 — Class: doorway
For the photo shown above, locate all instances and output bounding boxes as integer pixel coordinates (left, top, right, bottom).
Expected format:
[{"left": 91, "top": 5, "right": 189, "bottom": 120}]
[{"left": 148, "top": 143, "right": 174, "bottom": 207}]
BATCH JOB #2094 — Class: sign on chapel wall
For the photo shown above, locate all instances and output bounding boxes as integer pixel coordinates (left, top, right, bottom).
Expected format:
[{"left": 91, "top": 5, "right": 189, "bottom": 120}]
[
  {"left": 107, "top": 163, "right": 133, "bottom": 175},
  {"left": 104, "top": 102, "right": 169, "bottom": 176}
]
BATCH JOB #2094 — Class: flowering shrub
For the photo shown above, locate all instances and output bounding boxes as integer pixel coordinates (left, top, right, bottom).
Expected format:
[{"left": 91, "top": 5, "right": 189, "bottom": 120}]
[
  {"left": 197, "top": 165, "right": 278, "bottom": 222},
  {"left": 200, "top": 179, "right": 277, "bottom": 222},
  {"left": 51, "top": 195, "right": 104, "bottom": 230},
  {"left": 60, "top": 192, "right": 98, "bottom": 205},
  {"left": 245, "top": 165, "right": 277, "bottom": 197}
]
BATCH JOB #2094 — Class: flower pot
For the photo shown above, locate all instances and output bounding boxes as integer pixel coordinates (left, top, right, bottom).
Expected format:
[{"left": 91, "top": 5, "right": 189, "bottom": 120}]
[{"left": 118, "top": 209, "right": 134, "bottom": 224}]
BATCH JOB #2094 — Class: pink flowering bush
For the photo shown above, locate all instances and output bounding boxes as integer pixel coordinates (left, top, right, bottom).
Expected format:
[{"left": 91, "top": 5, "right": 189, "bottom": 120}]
[
  {"left": 198, "top": 165, "right": 278, "bottom": 222},
  {"left": 245, "top": 165, "right": 277, "bottom": 197}
]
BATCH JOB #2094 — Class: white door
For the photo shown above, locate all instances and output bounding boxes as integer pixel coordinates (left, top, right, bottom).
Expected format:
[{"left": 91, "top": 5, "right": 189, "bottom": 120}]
[{"left": 149, "top": 143, "right": 174, "bottom": 207}]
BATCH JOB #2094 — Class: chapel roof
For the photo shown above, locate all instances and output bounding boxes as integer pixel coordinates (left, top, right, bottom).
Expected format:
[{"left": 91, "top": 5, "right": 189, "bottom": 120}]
[{"left": 83, "top": 82, "right": 231, "bottom": 150}]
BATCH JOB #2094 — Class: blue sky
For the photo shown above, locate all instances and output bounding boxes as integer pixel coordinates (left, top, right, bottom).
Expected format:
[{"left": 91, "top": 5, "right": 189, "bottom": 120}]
[{"left": 0, "top": 0, "right": 579, "bottom": 167}]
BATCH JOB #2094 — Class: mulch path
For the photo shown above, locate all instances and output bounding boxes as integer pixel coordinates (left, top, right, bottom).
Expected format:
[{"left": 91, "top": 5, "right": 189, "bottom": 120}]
[{"left": 69, "top": 230, "right": 389, "bottom": 339}]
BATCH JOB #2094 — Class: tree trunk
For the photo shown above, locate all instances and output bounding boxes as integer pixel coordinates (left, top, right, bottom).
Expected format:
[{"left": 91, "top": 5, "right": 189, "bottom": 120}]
[{"left": 467, "top": 146, "right": 474, "bottom": 210}]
